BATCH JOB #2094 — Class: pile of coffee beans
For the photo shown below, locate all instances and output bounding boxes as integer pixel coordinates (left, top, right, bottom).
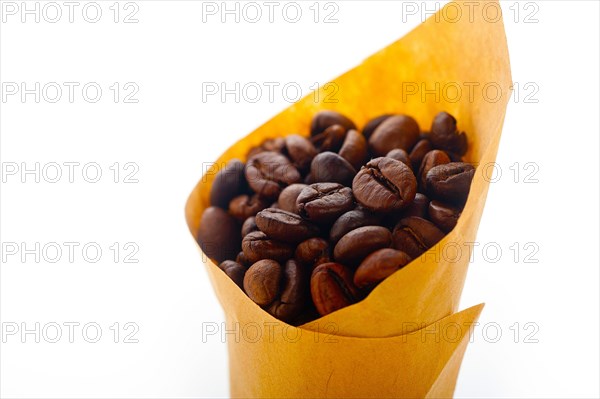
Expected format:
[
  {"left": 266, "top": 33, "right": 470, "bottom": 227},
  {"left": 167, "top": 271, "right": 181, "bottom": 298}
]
[{"left": 197, "top": 111, "right": 475, "bottom": 324}]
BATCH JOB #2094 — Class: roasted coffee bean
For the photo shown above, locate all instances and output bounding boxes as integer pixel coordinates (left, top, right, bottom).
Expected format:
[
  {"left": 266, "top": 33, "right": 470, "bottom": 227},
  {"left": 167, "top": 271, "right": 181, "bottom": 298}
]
[
  {"left": 368, "top": 115, "right": 420, "bottom": 156},
  {"left": 310, "top": 151, "right": 356, "bottom": 186},
  {"left": 267, "top": 259, "right": 308, "bottom": 321},
  {"left": 243, "top": 259, "right": 282, "bottom": 306},
  {"left": 255, "top": 208, "right": 320, "bottom": 244},
  {"left": 329, "top": 208, "right": 382, "bottom": 244},
  {"left": 428, "top": 200, "right": 461, "bottom": 233},
  {"left": 430, "top": 112, "right": 468, "bottom": 156},
  {"left": 418, "top": 150, "right": 451, "bottom": 191},
  {"left": 247, "top": 137, "right": 286, "bottom": 158},
  {"left": 311, "top": 124, "right": 347, "bottom": 153},
  {"left": 296, "top": 183, "right": 355, "bottom": 224},
  {"left": 311, "top": 262, "right": 358, "bottom": 316},
  {"left": 392, "top": 217, "right": 445, "bottom": 258},
  {"left": 310, "top": 111, "right": 356, "bottom": 136},
  {"left": 385, "top": 148, "right": 412, "bottom": 169},
  {"left": 285, "top": 134, "right": 318, "bottom": 172},
  {"left": 425, "top": 162, "right": 475, "bottom": 204},
  {"left": 270, "top": 201, "right": 280, "bottom": 209},
  {"left": 209, "top": 159, "right": 247, "bottom": 209},
  {"left": 339, "top": 129, "right": 368, "bottom": 170},
  {"left": 242, "top": 231, "right": 294, "bottom": 264},
  {"left": 229, "top": 194, "right": 270, "bottom": 221},
  {"left": 399, "top": 193, "right": 430, "bottom": 220},
  {"left": 295, "top": 238, "right": 331, "bottom": 269},
  {"left": 278, "top": 184, "right": 308, "bottom": 214},
  {"left": 219, "top": 260, "right": 246, "bottom": 288},
  {"left": 409, "top": 139, "right": 433, "bottom": 171},
  {"left": 236, "top": 251, "right": 252, "bottom": 268},
  {"left": 354, "top": 248, "right": 412, "bottom": 289},
  {"left": 334, "top": 226, "right": 392, "bottom": 266},
  {"left": 245, "top": 151, "right": 301, "bottom": 199},
  {"left": 362, "top": 114, "right": 393, "bottom": 140},
  {"left": 197, "top": 206, "right": 241, "bottom": 263},
  {"left": 352, "top": 157, "right": 417, "bottom": 212},
  {"left": 241, "top": 216, "right": 259, "bottom": 237}
]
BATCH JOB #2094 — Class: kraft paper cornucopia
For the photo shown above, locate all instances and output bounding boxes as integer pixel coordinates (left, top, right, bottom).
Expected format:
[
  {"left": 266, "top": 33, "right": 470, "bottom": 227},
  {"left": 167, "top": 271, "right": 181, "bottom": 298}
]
[{"left": 185, "top": 1, "right": 512, "bottom": 397}]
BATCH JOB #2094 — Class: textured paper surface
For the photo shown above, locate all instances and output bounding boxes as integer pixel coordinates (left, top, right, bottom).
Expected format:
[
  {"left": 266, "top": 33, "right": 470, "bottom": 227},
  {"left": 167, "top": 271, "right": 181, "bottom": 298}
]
[{"left": 185, "top": 1, "right": 511, "bottom": 396}]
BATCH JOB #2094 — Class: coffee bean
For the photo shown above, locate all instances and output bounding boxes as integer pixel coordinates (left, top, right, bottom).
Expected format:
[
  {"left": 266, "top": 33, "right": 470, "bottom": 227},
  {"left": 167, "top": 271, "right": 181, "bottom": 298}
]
[
  {"left": 247, "top": 137, "right": 286, "bottom": 158},
  {"left": 409, "top": 138, "right": 433, "bottom": 170},
  {"left": 219, "top": 260, "right": 246, "bottom": 288},
  {"left": 352, "top": 157, "right": 417, "bottom": 212},
  {"left": 310, "top": 151, "right": 356, "bottom": 186},
  {"left": 339, "top": 129, "right": 368, "bottom": 170},
  {"left": 386, "top": 148, "right": 412, "bottom": 169},
  {"left": 229, "top": 194, "right": 270, "bottom": 221},
  {"left": 236, "top": 251, "right": 252, "bottom": 268},
  {"left": 197, "top": 207, "right": 241, "bottom": 263},
  {"left": 245, "top": 151, "right": 301, "bottom": 199},
  {"left": 399, "top": 193, "right": 430, "bottom": 220},
  {"left": 267, "top": 259, "right": 308, "bottom": 322},
  {"left": 310, "top": 111, "right": 356, "bottom": 136},
  {"left": 329, "top": 208, "right": 382, "bottom": 244},
  {"left": 425, "top": 162, "right": 475, "bottom": 204},
  {"left": 428, "top": 200, "right": 462, "bottom": 233},
  {"left": 295, "top": 238, "right": 331, "bottom": 269},
  {"left": 334, "top": 226, "right": 392, "bottom": 266},
  {"left": 368, "top": 115, "right": 420, "bottom": 156},
  {"left": 430, "top": 112, "right": 468, "bottom": 156},
  {"left": 278, "top": 183, "right": 308, "bottom": 214},
  {"left": 362, "top": 114, "right": 393, "bottom": 140},
  {"left": 285, "top": 134, "right": 317, "bottom": 172},
  {"left": 209, "top": 159, "right": 247, "bottom": 209},
  {"left": 354, "top": 248, "right": 412, "bottom": 289},
  {"left": 311, "top": 124, "right": 347, "bottom": 153},
  {"left": 311, "top": 262, "right": 358, "bottom": 316},
  {"left": 418, "top": 150, "right": 451, "bottom": 191},
  {"left": 242, "top": 231, "right": 294, "bottom": 264},
  {"left": 255, "top": 208, "right": 320, "bottom": 244},
  {"left": 296, "top": 183, "right": 355, "bottom": 224},
  {"left": 392, "top": 216, "right": 444, "bottom": 258},
  {"left": 243, "top": 259, "right": 282, "bottom": 306},
  {"left": 241, "top": 216, "right": 259, "bottom": 237}
]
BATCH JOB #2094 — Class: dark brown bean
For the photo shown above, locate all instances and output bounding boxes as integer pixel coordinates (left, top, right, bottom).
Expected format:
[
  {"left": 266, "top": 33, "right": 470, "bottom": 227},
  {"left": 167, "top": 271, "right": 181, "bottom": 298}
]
[
  {"left": 409, "top": 139, "right": 433, "bottom": 171},
  {"left": 241, "top": 216, "right": 259, "bottom": 237},
  {"left": 310, "top": 151, "right": 356, "bottom": 187},
  {"left": 267, "top": 259, "right": 308, "bottom": 322},
  {"left": 255, "top": 208, "right": 320, "bottom": 244},
  {"left": 430, "top": 112, "right": 468, "bottom": 156},
  {"left": 352, "top": 157, "right": 417, "bottom": 212},
  {"left": 197, "top": 206, "right": 241, "bottom": 263},
  {"left": 243, "top": 259, "right": 282, "bottom": 306},
  {"left": 296, "top": 183, "right": 355, "bottom": 224},
  {"left": 426, "top": 162, "right": 475, "bottom": 204},
  {"left": 368, "top": 115, "right": 420, "bottom": 156},
  {"left": 333, "top": 226, "right": 392, "bottom": 266},
  {"left": 229, "top": 194, "right": 270, "bottom": 221},
  {"left": 247, "top": 137, "right": 286, "bottom": 158},
  {"left": 295, "top": 238, "right": 331, "bottom": 269},
  {"left": 392, "top": 217, "right": 445, "bottom": 258},
  {"left": 209, "top": 159, "right": 247, "bottom": 209},
  {"left": 242, "top": 231, "right": 294, "bottom": 264},
  {"left": 245, "top": 151, "right": 301, "bottom": 199},
  {"left": 310, "top": 111, "right": 356, "bottom": 136},
  {"left": 386, "top": 148, "right": 412, "bottom": 169},
  {"left": 285, "top": 134, "right": 318, "bottom": 172},
  {"left": 219, "top": 260, "right": 246, "bottom": 288},
  {"left": 418, "top": 150, "right": 451, "bottom": 191},
  {"left": 339, "top": 129, "right": 368, "bottom": 170},
  {"left": 428, "top": 200, "right": 462, "bottom": 233},
  {"left": 311, "top": 262, "right": 358, "bottom": 316},
  {"left": 311, "top": 124, "right": 347, "bottom": 153},
  {"left": 362, "top": 114, "right": 393, "bottom": 140},
  {"left": 236, "top": 251, "right": 252, "bottom": 268},
  {"left": 354, "top": 248, "right": 412, "bottom": 289},
  {"left": 329, "top": 208, "right": 382, "bottom": 244},
  {"left": 278, "top": 183, "right": 308, "bottom": 214}
]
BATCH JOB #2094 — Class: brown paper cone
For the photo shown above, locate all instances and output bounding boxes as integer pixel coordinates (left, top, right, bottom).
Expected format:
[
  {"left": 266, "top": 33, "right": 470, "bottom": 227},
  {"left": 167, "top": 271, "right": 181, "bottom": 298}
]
[{"left": 186, "top": 0, "right": 511, "bottom": 396}]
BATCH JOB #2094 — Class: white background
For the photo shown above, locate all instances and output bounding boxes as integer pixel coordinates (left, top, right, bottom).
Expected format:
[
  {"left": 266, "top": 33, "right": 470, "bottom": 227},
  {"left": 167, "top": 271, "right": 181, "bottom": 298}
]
[{"left": 1, "top": 1, "right": 599, "bottom": 398}]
